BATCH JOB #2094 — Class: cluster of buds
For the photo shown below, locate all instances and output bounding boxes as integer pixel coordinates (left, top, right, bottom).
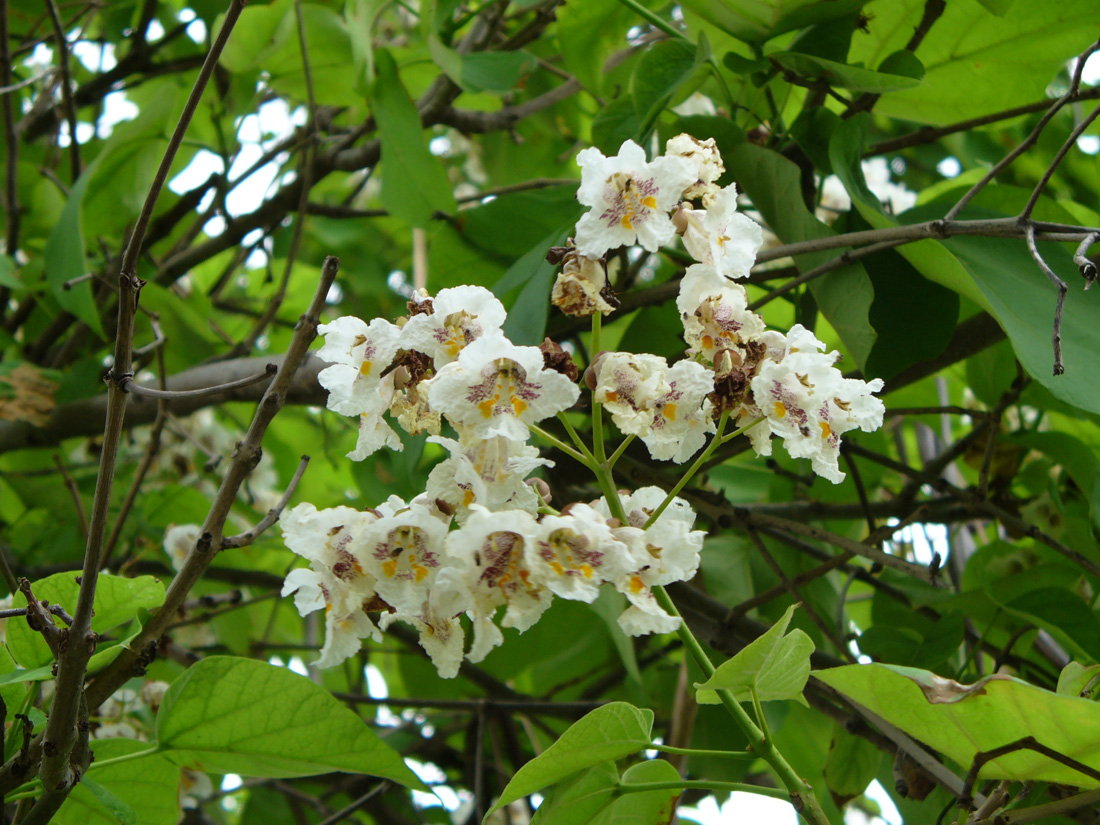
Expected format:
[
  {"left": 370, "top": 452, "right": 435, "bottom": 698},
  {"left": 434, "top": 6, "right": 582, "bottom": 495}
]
[{"left": 278, "top": 133, "right": 885, "bottom": 676}]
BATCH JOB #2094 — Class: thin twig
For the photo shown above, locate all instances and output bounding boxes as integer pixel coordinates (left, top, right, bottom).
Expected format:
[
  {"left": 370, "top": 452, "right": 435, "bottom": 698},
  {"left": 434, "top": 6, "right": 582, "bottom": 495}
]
[
  {"left": 43, "top": 0, "right": 81, "bottom": 182},
  {"left": 121, "top": 363, "right": 277, "bottom": 399},
  {"left": 1073, "top": 231, "right": 1100, "bottom": 289},
  {"left": 221, "top": 455, "right": 310, "bottom": 549},
  {"left": 1023, "top": 223, "right": 1068, "bottom": 375},
  {"left": 1020, "top": 100, "right": 1100, "bottom": 222}
]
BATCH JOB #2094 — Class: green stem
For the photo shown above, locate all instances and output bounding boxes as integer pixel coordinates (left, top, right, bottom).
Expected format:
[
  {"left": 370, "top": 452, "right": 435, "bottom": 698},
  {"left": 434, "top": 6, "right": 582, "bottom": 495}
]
[
  {"left": 751, "top": 686, "right": 772, "bottom": 745},
  {"left": 530, "top": 423, "right": 594, "bottom": 468},
  {"left": 650, "top": 744, "right": 755, "bottom": 760},
  {"left": 643, "top": 410, "right": 730, "bottom": 530},
  {"left": 553, "top": 415, "right": 597, "bottom": 465},
  {"left": 591, "top": 309, "right": 602, "bottom": 357},
  {"left": 607, "top": 434, "right": 636, "bottom": 470},
  {"left": 721, "top": 416, "right": 764, "bottom": 445},
  {"left": 619, "top": 780, "right": 789, "bottom": 800},
  {"left": 86, "top": 744, "right": 162, "bottom": 771},
  {"left": 652, "top": 586, "right": 830, "bottom": 825}
]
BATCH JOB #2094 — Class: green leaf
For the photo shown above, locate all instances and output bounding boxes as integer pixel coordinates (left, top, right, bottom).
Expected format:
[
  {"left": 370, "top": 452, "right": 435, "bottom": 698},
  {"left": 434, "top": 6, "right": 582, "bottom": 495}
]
[
  {"left": 695, "top": 603, "right": 815, "bottom": 705},
  {"left": 606, "top": 760, "right": 683, "bottom": 822},
  {"left": 631, "top": 39, "right": 700, "bottom": 137},
  {"left": 529, "top": 762, "right": 621, "bottom": 825},
  {"left": 43, "top": 156, "right": 106, "bottom": 338},
  {"left": 847, "top": 1, "right": 1098, "bottom": 124},
  {"left": 557, "top": 0, "right": 638, "bottom": 95},
  {"left": 823, "top": 724, "right": 881, "bottom": 806},
  {"left": 488, "top": 702, "right": 654, "bottom": 813},
  {"left": 346, "top": 0, "right": 386, "bottom": 90},
  {"left": 770, "top": 51, "right": 923, "bottom": 92},
  {"left": 591, "top": 96, "right": 641, "bottom": 157},
  {"left": 156, "top": 657, "right": 426, "bottom": 787},
  {"left": 217, "top": 0, "right": 292, "bottom": 73},
  {"left": 429, "top": 37, "right": 537, "bottom": 94},
  {"left": 816, "top": 663, "right": 1100, "bottom": 786},
  {"left": 60, "top": 740, "right": 178, "bottom": 825},
  {"left": 678, "top": 0, "right": 865, "bottom": 44},
  {"left": 371, "top": 48, "right": 457, "bottom": 228},
  {"left": 0, "top": 255, "right": 23, "bottom": 290},
  {"left": 496, "top": 224, "right": 571, "bottom": 346},
  {"left": 1057, "top": 662, "right": 1100, "bottom": 697},
  {"left": 8, "top": 573, "right": 165, "bottom": 669},
  {"left": 877, "top": 49, "right": 925, "bottom": 80},
  {"left": 66, "top": 778, "right": 136, "bottom": 825}
]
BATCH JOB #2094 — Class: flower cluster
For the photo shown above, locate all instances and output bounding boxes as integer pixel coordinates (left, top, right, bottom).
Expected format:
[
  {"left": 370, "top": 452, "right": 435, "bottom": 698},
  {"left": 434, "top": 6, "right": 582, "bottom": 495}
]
[
  {"left": 563, "top": 135, "right": 885, "bottom": 477},
  {"left": 281, "top": 133, "right": 885, "bottom": 677}
]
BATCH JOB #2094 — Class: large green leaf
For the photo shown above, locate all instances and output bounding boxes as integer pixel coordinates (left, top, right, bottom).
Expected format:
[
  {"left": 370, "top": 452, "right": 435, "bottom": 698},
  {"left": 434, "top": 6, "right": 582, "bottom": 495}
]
[
  {"left": 817, "top": 664, "right": 1100, "bottom": 785},
  {"left": 557, "top": 0, "right": 639, "bottom": 95},
  {"left": 155, "top": 657, "right": 427, "bottom": 787},
  {"left": 631, "top": 39, "right": 701, "bottom": 137},
  {"left": 488, "top": 702, "right": 654, "bottom": 813},
  {"left": 847, "top": 0, "right": 1100, "bottom": 124},
  {"left": 527, "top": 759, "right": 682, "bottom": 825},
  {"left": 695, "top": 603, "right": 815, "bottom": 705},
  {"left": 678, "top": 0, "right": 865, "bottom": 44},
  {"left": 371, "top": 48, "right": 457, "bottom": 228},
  {"left": 8, "top": 573, "right": 165, "bottom": 669}
]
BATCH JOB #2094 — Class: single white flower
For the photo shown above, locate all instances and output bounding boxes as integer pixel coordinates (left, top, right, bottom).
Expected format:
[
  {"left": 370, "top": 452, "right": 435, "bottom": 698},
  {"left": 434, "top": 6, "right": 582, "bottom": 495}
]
[
  {"left": 317, "top": 316, "right": 402, "bottom": 416},
  {"left": 750, "top": 324, "right": 885, "bottom": 483},
  {"left": 592, "top": 352, "right": 670, "bottom": 437},
  {"left": 600, "top": 487, "right": 705, "bottom": 587},
  {"left": 678, "top": 184, "right": 763, "bottom": 279},
  {"left": 358, "top": 501, "right": 450, "bottom": 614},
  {"left": 528, "top": 504, "right": 635, "bottom": 602},
  {"left": 666, "top": 133, "right": 724, "bottom": 203},
  {"left": 380, "top": 600, "right": 465, "bottom": 679},
  {"left": 574, "top": 140, "right": 695, "bottom": 258},
  {"left": 427, "top": 332, "right": 580, "bottom": 442},
  {"left": 442, "top": 507, "right": 550, "bottom": 661},
  {"left": 401, "top": 285, "right": 507, "bottom": 366},
  {"left": 640, "top": 360, "right": 716, "bottom": 464},
  {"left": 426, "top": 431, "right": 552, "bottom": 521},
  {"left": 677, "top": 265, "right": 767, "bottom": 362}
]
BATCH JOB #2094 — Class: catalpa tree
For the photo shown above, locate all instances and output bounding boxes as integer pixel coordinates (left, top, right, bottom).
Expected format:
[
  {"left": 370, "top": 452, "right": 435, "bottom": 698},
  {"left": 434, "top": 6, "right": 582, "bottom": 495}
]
[{"left": 2, "top": 1, "right": 1100, "bottom": 825}]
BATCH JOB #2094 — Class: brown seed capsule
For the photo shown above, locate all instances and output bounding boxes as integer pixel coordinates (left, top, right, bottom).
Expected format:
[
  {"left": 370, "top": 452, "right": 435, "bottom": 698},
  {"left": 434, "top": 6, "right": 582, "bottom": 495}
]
[{"left": 539, "top": 338, "right": 580, "bottom": 383}]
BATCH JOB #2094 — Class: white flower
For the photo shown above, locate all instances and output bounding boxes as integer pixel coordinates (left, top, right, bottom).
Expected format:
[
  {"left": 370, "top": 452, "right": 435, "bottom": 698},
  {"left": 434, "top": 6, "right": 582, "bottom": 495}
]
[
  {"left": 666, "top": 133, "right": 724, "bottom": 203},
  {"left": 442, "top": 507, "right": 550, "bottom": 661},
  {"left": 592, "top": 352, "right": 670, "bottom": 436},
  {"left": 640, "top": 360, "right": 716, "bottom": 464},
  {"left": 678, "top": 185, "right": 763, "bottom": 279},
  {"left": 380, "top": 600, "right": 465, "bottom": 679},
  {"left": 750, "top": 325, "right": 885, "bottom": 483},
  {"left": 528, "top": 504, "right": 635, "bottom": 602},
  {"left": 601, "top": 487, "right": 705, "bottom": 587},
  {"left": 357, "top": 501, "right": 450, "bottom": 614},
  {"left": 348, "top": 375, "right": 403, "bottom": 461},
  {"left": 317, "top": 317, "right": 402, "bottom": 416},
  {"left": 163, "top": 524, "right": 201, "bottom": 572},
  {"left": 677, "top": 265, "right": 767, "bottom": 363},
  {"left": 574, "top": 140, "right": 695, "bottom": 258},
  {"left": 426, "top": 332, "right": 580, "bottom": 442},
  {"left": 427, "top": 431, "right": 552, "bottom": 522},
  {"left": 401, "top": 285, "right": 507, "bottom": 366},
  {"left": 279, "top": 503, "right": 384, "bottom": 665}
]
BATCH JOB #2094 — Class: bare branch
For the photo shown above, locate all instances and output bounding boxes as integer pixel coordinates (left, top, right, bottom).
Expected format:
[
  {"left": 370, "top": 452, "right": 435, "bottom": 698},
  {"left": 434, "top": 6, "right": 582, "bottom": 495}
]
[{"left": 221, "top": 455, "right": 310, "bottom": 549}]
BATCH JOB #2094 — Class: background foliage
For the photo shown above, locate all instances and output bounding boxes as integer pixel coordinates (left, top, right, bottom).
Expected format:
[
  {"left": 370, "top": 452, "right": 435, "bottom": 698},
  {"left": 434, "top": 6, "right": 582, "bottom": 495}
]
[{"left": 4, "top": 0, "right": 1100, "bottom": 823}]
